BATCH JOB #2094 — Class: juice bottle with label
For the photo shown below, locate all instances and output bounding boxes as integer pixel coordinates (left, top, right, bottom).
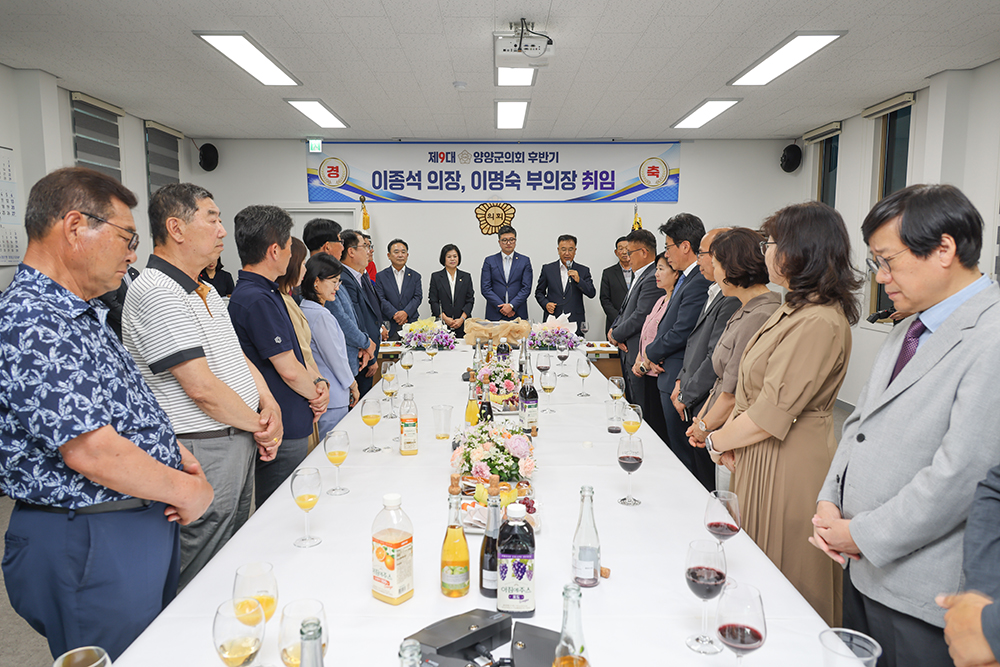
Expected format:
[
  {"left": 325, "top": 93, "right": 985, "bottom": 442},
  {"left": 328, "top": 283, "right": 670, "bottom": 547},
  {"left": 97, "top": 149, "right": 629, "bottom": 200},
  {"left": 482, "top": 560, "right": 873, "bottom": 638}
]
[
  {"left": 479, "top": 475, "right": 501, "bottom": 597},
  {"left": 497, "top": 502, "right": 535, "bottom": 617},
  {"left": 465, "top": 380, "right": 479, "bottom": 428},
  {"left": 372, "top": 493, "right": 414, "bottom": 605},
  {"left": 399, "top": 392, "right": 418, "bottom": 456},
  {"left": 519, "top": 372, "right": 539, "bottom": 436},
  {"left": 440, "top": 473, "right": 470, "bottom": 597}
]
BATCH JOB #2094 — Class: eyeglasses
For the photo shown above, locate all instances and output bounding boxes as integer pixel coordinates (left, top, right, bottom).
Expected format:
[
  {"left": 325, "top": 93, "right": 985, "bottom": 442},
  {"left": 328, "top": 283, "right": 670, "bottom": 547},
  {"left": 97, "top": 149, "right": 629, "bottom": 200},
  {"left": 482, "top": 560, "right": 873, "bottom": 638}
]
[
  {"left": 81, "top": 212, "right": 140, "bottom": 251},
  {"left": 696, "top": 250, "right": 711, "bottom": 258},
  {"left": 663, "top": 242, "right": 679, "bottom": 251},
  {"left": 626, "top": 248, "right": 645, "bottom": 257},
  {"left": 866, "top": 248, "right": 908, "bottom": 275},
  {"left": 499, "top": 237, "right": 516, "bottom": 245},
  {"left": 758, "top": 240, "right": 777, "bottom": 256}
]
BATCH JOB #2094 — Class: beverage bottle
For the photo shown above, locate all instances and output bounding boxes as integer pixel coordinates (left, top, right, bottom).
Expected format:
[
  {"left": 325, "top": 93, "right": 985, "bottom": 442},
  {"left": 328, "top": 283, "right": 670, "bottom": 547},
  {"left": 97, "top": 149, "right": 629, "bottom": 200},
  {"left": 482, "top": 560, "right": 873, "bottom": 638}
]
[
  {"left": 571, "top": 486, "right": 600, "bottom": 587},
  {"left": 465, "top": 380, "right": 480, "bottom": 428},
  {"left": 299, "top": 617, "right": 324, "bottom": 667},
  {"left": 372, "top": 493, "right": 414, "bottom": 605},
  {"left": 485, "top": 339, "right": 493, "bottom": 363},
  {"left": 552, "top": 583, "right": 589, "bottom": 667},
  {"left": 497, "top": 502, "right": 535, "bottom": 617},
  {"left": 399, "top": 638, "right": 422, "bottom": 667},
  {"left": 519, "top": 372, "right": 539, "bottom": 436},
  {"left": 478, "top": 386, "right": 494, "bottom": 423},
  {"left": 472, "top": 338, "right": 483, "bottom": 373},
  {"left": 479, "top": 474, "right": 501, "bottom": 598},
  {"left": 399, "top": 392, "right": 418, "bottom": 456},
  {"left": 497, "top": 337, "right": 511, "bottom": 362},
  {"left": 441, "top": 473, "right": 470, "bottom": 597}
]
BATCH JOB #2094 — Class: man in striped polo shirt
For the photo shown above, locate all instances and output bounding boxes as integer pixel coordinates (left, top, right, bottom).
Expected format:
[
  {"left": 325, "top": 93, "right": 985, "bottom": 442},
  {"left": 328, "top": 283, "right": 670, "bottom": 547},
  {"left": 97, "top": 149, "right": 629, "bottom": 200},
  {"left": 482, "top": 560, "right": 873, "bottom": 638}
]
[{"left": 123, "top": 183, "right": 283, "bottom": 587}]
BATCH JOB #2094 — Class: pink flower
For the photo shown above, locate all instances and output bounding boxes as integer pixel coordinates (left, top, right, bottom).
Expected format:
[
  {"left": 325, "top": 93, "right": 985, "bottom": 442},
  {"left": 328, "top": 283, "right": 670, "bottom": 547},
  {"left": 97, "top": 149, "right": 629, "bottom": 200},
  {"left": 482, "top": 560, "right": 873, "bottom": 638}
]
[
  {"left": 518, "top": 458, "right": 535, "bottom": 478},
  {"left": 450, "top": 445, "right": 464, "bottom": 466},
  {"left": 470, "top": 447, "right": 487, "bottom": 462},
  {"left": 505, "top": 435, "right": 531, "bottom": 460},
  {"left": 488, "top": 382, "right": 498, "bottom": 394},
  {"left": 478, "top": 369, "right": 491, "bottom": 382},
  {"left": 503, "top": 379, "right": 516, "bottom": 392},
  {"left": 472, "top": 461, "right": 490, "bottom": 479}
]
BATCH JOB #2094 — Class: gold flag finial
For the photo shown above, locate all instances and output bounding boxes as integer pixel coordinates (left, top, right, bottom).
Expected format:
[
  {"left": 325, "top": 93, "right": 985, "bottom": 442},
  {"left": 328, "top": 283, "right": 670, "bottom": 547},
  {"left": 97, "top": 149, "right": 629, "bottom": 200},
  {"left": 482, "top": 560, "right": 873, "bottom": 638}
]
[{"left": 360, "top": 195, "right": 370, "bottom": 230}]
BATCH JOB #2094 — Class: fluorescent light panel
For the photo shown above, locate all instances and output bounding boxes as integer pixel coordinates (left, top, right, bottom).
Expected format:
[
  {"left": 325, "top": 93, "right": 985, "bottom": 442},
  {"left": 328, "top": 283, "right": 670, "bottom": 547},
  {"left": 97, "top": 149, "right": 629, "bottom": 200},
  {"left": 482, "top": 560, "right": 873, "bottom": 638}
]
[
  {"left": 196, "top": 32, "right": 300, "bottom": 86},
  {"left": 730, "top": 32, "right": 844, "bottom": 86},
  {"left": 497, "top": 67, "right": 536, "bottom": 86},
  {"left": 673, "top": 100, "right": 740, "bottom": 129},
  {"left": 287, "top": 100, "right": 348, "bottom": 129},
  {"left": 496, "top": 101, "right": 529, "bottom": 129}
]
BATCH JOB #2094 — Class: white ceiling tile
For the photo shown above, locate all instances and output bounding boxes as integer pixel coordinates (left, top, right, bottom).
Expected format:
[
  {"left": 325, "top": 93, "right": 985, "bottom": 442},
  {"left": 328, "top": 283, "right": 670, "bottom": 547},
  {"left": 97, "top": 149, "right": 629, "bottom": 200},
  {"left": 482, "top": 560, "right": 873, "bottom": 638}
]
[{"left": 439, "top": 0, "right": 494, "bottom": 19}]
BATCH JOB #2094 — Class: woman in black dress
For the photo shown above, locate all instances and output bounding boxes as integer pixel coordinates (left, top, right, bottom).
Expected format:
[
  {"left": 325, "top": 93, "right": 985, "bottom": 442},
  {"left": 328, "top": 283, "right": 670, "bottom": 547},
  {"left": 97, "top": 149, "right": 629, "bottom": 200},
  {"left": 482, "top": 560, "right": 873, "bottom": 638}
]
[{"left": 428, "top": 244, "right": 475, "bottom": 338}]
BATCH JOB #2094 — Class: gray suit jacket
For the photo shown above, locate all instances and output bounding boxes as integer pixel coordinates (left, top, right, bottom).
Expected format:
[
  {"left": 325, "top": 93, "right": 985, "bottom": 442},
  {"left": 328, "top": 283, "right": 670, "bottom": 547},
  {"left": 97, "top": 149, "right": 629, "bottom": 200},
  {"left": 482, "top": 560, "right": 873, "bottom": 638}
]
[
  {"left": 818, "top": 283, "right": 1000, "bottom": 627},
  {"left": 676, "top": 292, "right": 741, "bottom": 415},
  {"left": 610, "top": 263, "right": 661, "bottom": 370}
]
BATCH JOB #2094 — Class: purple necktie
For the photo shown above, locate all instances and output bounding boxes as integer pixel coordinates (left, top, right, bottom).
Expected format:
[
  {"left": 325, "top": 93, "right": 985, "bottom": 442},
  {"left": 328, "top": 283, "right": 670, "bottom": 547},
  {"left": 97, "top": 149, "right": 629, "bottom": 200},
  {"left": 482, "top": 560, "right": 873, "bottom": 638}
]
[{"left": 890, "top": 318, "right": 926, "bottom": 383}]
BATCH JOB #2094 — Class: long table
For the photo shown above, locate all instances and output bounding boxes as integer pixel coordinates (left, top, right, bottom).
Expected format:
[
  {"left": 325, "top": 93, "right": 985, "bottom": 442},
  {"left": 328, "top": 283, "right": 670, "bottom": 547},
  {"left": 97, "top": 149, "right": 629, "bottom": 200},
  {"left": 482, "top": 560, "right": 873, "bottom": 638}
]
[{"left": 117, "top": 344, "right": 830, "bottom": 666}]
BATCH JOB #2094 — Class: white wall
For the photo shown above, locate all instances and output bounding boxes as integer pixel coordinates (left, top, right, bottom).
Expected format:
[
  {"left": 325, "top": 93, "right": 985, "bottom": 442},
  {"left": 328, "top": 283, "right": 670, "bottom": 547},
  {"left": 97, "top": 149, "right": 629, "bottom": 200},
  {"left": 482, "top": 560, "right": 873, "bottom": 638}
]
[{"left": 185, "top": 138, "right": 812, "bottom": 329}]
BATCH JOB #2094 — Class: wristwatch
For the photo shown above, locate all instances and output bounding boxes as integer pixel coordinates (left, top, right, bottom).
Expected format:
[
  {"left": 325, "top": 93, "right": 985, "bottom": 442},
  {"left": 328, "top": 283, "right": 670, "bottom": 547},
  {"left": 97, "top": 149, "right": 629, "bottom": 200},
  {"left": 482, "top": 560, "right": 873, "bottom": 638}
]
[
  {"left": 697, "top": 419, "right": 708, "bottom": 433},
  {"left": 706, "top": 432, "right": 720, "bottom": 457}
]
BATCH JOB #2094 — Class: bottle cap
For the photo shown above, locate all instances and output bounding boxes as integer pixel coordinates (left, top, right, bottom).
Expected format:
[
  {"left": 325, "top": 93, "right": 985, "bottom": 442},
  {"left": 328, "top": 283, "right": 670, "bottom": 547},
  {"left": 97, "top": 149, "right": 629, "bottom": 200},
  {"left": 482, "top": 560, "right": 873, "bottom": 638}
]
[
  {"left": 383, "top": 493, "right": 402, "bottom": 508},
  {"left": 403, "top": 392, "right": 414, "bottom": 400},
  {"left": 506, "top": 502, "right": 527, "bottom": 519},
  {"left": 449, "top": 473, "right": 461, "bottom": 495},
  {"left": 580, "top": 485, "right": 594, "bottom": 496}
]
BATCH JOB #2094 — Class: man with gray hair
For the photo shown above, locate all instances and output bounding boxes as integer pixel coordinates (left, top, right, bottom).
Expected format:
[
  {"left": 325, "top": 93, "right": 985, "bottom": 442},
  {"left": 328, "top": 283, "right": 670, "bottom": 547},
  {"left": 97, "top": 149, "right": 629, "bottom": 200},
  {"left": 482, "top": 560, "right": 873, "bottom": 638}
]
[{"left": 123, "top": 183, "right": 282, "bottom": 586}]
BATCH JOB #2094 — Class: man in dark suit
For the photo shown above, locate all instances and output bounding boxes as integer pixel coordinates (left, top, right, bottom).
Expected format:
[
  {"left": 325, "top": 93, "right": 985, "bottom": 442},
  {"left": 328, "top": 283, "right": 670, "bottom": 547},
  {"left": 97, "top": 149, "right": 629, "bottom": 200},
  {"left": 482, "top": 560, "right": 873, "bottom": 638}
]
[
  {"left": 374, "top": 238, "right": 422, "bottom": 339},
  {"left": 600, "top": 236, "right": 632, "bottom": 335},
  {"left": 535, "top": 234, "right": 596, "bottom": 333},
  {"left": 608, "top": 229, "right": 660, "bottom": 407},
  {"left": 644, "top": 213, "right": 710, "bottom": 467},
  {"left": 669, "top": 228, "right": 740, "bottom": 489},
  {"left": 481, "top": 225, "right": 532, "bottom": 321},
  {"left": 339, "top": 229, "right": 382, "bottom": 395}
]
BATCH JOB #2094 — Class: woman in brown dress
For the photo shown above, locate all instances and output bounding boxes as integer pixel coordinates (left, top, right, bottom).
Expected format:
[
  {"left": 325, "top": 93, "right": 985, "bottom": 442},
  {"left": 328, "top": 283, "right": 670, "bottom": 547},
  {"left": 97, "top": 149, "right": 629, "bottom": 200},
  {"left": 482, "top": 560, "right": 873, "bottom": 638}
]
[{"left": 704, "top": 203, "right": 862, "bottom": 625}]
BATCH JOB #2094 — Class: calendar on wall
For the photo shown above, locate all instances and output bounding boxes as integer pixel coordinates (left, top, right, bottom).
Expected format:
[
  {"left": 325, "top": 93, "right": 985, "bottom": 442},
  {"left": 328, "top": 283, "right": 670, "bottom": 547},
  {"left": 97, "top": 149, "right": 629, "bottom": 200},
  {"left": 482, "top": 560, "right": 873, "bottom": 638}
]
[{"left": 0, "top": 146, "right": 24, "bottom": 265}]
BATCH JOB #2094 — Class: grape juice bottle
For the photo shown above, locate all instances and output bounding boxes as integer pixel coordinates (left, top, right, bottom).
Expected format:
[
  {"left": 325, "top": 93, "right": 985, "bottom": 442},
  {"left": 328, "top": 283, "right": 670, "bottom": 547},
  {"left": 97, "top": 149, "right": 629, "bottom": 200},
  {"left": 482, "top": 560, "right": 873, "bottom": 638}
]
[{"left": 497, "top": 502, "right": 535, "bottom": 617}]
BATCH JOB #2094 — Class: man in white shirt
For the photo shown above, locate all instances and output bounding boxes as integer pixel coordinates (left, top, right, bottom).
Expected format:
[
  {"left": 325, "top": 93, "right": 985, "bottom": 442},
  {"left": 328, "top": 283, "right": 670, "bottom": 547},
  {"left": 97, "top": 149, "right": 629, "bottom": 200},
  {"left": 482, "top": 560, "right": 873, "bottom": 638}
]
[{"left": 374, "top": 238, "right": 423, "bottom": 339}]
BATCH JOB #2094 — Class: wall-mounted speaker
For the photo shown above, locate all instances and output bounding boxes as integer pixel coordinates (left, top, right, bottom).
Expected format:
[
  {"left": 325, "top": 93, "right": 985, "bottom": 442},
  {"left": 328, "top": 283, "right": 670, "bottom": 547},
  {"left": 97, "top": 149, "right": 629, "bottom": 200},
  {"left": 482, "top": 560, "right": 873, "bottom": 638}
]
[
  {"left": 780, "top": 144, "right": 802, "bottom": 173},
  {"left": 199, "top": 143, "right": 219, "bottom": 171}
]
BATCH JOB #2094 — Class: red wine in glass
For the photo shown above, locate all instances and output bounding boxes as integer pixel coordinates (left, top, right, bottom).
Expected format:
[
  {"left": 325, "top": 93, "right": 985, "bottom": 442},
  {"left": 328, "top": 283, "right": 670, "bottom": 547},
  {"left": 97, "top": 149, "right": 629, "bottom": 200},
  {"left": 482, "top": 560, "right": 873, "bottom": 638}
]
[
  {"left": 705, "top": 490, "right": 741, "bottom": 543},
  {"left": 707, "top": 521, "right": 740, "bottom": 541},
  {"left": 716, "top": 580, "right": 766, "bottom": 665},
  {"left": 618, "top": 455, "right": 642, "bottom": 473},
  {"left": 718, "top": 624, "right": 765, "bottom": 656},
  {"left": 685, "top": 566, "right": 726, "bottom": 600}
]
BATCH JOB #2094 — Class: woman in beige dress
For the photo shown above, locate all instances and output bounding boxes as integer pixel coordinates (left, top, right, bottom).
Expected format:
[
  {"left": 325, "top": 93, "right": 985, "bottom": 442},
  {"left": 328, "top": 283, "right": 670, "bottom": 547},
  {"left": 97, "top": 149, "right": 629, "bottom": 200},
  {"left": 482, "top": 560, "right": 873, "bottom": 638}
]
[{"left": 704, "top": 203, "right": 862, "bottom": 625}]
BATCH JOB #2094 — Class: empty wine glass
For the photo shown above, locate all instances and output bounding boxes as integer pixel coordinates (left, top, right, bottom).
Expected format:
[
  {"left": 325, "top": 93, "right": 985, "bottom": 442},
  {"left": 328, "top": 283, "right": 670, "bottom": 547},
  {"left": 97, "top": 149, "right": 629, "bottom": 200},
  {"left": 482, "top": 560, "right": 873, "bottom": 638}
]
[
  {"left": 278, "top": 599, "right": 329, "bottom": 667},
  {"left": 361, "top": 398, "right": 382, "bottom": 453},
  {"left": 705, "top": 490, "right": 742, "bottom": 543},
  {"left": 685, "top": 540, "right": 726, "bottom": 654},
  {"left": 608, "top": 376, "right": 625, "bottom": 401},
  {"left": 382, "top": 372, "right": 400, "bottom": 418},
  {"left": 617, "top": 435, "right": 643, "bottom": 506},
  {"left": 579, "top": 321, "right": 590, "bottom": 337},
  {"left": 213, "top": 598, "right": 264, "bottom": 667},
  {"left": 399, "top": 349, "right": 414, "bottom": 387},
  {"left": 426, "top": 342, "right": 439, "bottom": 374},
  {"left": 323, "top": 430, "right": 350, "bottom": 496},
  {"left": 717, "top": 580, "right": 766, "bottom": 665},
  {"left": 576, "top": 357, "right": 591, "bottom": 397},
  {"left": 535, "top": 352, "right": 552, "bottom": 374},
  {"left": 539, "top": 369, "right": 557, "bottom": 414},
  {"left": 233, "top": 562, "right": 278, "bottom": 623},
  {"left": 290, "top": 468, "right": 321, "bottom": 548},
  {"left": 556, "top": 341, "right": 570, "bottom": 377},
  {"left": 623, "top": 403, "right": 643, "bottom": 443}
]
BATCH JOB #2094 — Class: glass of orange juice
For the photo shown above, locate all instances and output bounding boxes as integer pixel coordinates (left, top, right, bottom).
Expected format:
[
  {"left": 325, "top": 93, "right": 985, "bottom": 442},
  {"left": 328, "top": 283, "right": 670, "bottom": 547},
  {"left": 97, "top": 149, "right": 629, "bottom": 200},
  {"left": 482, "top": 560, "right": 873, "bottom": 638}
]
[
  {"left": 290, "top": 468, "right": 321, "bottom": 548},
  {"left": 323, "top": 430, "right": 350, "bottom": 496},
  {"left": 361, "top": 398, "right": 382, "bottom": 453},
  {"left": 233, "top": 562, "right": 278, "bottom": 623}
]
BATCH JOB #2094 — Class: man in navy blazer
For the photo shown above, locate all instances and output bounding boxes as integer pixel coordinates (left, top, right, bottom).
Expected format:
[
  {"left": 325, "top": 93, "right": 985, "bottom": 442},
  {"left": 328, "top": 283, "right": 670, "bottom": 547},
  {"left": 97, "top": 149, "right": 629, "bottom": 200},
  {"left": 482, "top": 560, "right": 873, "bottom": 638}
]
[
  {"left": 535, "top": 234, "right": 596, "bottom": 333},
  {"left": 481, "top": 225, "right": 532, "bottom": 321},
  {"left": 643, "top": 214, "right": 710, "bottom": 464},
  {"left": 375, "top": 238, "right": 422, "bottom": 339},
  {"left": 339, "top": 229, "right": 382, "bottom": 396}
]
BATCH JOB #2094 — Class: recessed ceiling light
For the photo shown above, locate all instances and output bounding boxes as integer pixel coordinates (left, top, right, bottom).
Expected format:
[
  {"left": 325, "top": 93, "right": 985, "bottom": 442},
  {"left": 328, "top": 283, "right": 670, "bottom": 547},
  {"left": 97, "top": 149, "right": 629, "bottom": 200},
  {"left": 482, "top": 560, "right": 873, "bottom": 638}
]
[
  {"left": 673, "top": 99, "right": 740, "bottom": 129},
  {"left": 730, "top": 32, "right": 845, "bottom": 86},
  {"left": 496, "top": 101, "right": 529, "bottom": 129},
  {"left": 195, "top": 31, "right": 300, "bottom": 86},
  {"left": 497, "top": 68, "right": 536, "bottom": 86},
  {"left": 286, "top": 100, "right": 348, "bottom": 129}
]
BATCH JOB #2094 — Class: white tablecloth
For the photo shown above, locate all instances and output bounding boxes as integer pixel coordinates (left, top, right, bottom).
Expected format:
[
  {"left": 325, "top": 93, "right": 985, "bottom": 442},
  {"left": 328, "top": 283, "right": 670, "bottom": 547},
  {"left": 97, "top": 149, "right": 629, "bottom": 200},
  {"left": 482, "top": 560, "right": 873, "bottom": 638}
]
[{"left": 116, "top": 344, "right": 830, "bottom": 666}]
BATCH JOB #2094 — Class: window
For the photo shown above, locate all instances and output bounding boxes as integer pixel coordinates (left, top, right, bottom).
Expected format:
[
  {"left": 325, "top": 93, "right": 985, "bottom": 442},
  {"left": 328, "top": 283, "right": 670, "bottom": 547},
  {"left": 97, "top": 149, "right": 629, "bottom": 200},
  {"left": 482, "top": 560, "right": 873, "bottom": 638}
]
[
  {"left": 72, "top": 97, "right": 122, "bottom": 182},
  {"left": 145, "top": 123, "right": 181, "bottom": 199},
  {"left": 870, "top": 105, "right": 912, "bottom": 319},
  {"left": 818, "top": 135, "right": 838, "bottom": 208}
]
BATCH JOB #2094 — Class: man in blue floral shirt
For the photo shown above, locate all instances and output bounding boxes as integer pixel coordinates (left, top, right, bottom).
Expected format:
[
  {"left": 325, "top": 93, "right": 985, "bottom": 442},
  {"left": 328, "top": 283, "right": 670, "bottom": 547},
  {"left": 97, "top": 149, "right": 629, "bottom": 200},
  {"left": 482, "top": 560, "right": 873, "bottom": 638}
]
[{"left": 0, "top": 168, "right": 214, "bottom": 659}]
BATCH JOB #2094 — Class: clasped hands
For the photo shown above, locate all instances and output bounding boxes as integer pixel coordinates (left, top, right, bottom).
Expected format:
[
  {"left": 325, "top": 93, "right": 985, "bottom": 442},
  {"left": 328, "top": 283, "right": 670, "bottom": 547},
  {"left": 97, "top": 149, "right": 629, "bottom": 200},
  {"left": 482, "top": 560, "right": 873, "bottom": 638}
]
[{"left": 809, "top": 501, "right": 860, "bottom": 565}]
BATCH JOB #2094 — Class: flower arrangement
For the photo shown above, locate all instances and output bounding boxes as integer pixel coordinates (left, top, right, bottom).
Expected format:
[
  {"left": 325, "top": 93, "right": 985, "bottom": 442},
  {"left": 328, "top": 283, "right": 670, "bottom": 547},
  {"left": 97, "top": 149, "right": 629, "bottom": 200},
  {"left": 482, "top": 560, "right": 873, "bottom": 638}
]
[
  {"left": 526, "top": 314, "right": 583, "bottom": 350},
  {"left": 401, "top": 317, "right": 457, "bottom": 350},
  {"left": 450, "top": 422, "right": 536, "bottom": 482},
  {"left": 474, "top": 360, "right": 520, "bottom": 412}
]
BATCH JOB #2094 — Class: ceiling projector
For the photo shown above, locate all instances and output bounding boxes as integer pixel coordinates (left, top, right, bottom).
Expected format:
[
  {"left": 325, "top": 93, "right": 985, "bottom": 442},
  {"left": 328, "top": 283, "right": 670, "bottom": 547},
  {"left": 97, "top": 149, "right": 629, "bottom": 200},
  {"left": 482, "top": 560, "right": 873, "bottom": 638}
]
[{"left": 494, "top": 34, "right": 554, "bottom": 68}]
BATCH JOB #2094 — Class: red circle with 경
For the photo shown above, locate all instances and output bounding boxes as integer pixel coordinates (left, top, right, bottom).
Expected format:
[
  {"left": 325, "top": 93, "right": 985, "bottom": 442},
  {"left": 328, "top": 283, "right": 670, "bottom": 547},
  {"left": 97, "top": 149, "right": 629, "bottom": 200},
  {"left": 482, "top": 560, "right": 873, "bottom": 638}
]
[
  {"left": 638, "top": 157, "right": 669, "bottom": 188},
  {"left": 319, "top": 157, "right": 349, "bottom": 187}
]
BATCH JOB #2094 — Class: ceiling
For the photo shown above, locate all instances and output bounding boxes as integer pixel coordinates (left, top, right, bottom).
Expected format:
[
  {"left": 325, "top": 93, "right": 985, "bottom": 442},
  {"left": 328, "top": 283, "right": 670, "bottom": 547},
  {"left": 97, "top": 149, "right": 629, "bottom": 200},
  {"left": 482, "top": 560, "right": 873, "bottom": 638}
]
[{"left": 2, "top": 0, "right": 999, "bottom": 141}]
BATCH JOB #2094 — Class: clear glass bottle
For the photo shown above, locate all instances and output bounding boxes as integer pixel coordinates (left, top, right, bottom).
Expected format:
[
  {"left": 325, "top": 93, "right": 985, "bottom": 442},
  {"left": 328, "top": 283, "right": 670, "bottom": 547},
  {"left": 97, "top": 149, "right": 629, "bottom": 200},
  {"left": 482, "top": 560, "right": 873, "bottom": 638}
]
[
  {"left": 497, "top": 502, "right": 535, "bottom": 617},
  {"left": 472, "top": 338, "right": 483, "bottom": 373},
  {"left": 518, "top": 338, "right": 530, "bottom": 377},
  {"left": 479, "top": 475, "right": 501, "bottom": 597},
  {"left": 399, "top": 638, "right": 422, "bottom": 667},
  {"left": 399, "top": 392, "right": 418, "bottom": 456},
  {"left": 571, "top": 486, "right": 601, "bottom": 588},
  {"left": 465, "top": 380, "right": 479, "bottom": 429},
  {"left": 497, "top": 336, "right": 511, "bottom": 362},
  {"left": 372, "top": 493, "right": 414, "bottom": 605},
  {"left": 478, "top": 385, "right": 494, "bottom": 423},
  {"left": 441, "top": 474, "right": 470, "bottom": 597},
  {"left": 299, "top": 617, "right": 324, "bottom": 667},
  {"left": 552, "top": 583, "right": 589, "bottom": 667}
]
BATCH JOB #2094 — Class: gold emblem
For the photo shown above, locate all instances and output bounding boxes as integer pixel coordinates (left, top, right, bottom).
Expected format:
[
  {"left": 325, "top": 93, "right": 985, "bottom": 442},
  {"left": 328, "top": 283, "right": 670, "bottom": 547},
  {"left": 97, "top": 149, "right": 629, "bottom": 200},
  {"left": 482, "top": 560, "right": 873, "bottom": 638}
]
[
  {"left": 475, "top": 202, "right": 516, "bottom": 235},
  {"left": 638, "top": 157, "right": 669, "bottom": 188}
]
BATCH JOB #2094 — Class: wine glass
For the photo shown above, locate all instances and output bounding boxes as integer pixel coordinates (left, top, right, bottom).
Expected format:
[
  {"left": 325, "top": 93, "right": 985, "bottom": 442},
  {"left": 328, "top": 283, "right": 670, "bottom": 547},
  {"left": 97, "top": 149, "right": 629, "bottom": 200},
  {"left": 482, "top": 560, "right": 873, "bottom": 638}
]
[
  {"left": 323, "top": 430, "right": 350, "bottom": 496},
  {"left": 426, "top": 342, "right": 439, "bottom": 374},
  {"left": 576, "top": 357, "right": 591, "bottom": 397},
  {"left": 579, "top": 321, "right": 589, "bottom": 337},
  {"left": 361, "top": 398, "right": 382, "bottom": 453},
  {"left": 685, "top": 540, "right": 727, "bottom": 654},
  {"left": 617, "top": 435, "right": 643, "bottom": 506},
  {"left": 705, "top": 490, "right": 742, "bottom": 543},
  {"left": 233, "top": 562, "right": 278, "bottom": 623},
  {"left": 290, "top": 468, "right": 321, "bottom": 548},
  {"left": 717, "top": 580, "right": 766, "bottom": 665},
  {"left": 213, "top": 598, "right": 264, "bottom": 667},
  {"left": 381, "top": 360, "right": 395, "bottom": 382},
  {"left": 382, "top": 320, "right": 391, "bottom": 341},
  {"left": 539, "top": 369, "right": 557, "bottom": 414},
  {"left": 535, "top": 352, "right": 551, "bottom": 374},
  {"left": 556, "top": 341, "right": 569, "bottom": 376},
  {"left": 278, "top": 599, "right": 329, "bottom": 667},
  {"left": 623, "top": 403, "right": 643, "bottom": 443},
  {"left": 53, "top": 647, "right": 111, "bottom": 667},
  {"left": 381, "top": 372, "right": 400, "bottom": 418},
  {"left": 608, "top": 376, "right": 625, "bottom": 401},
  {"left": 400, "top": 349, "right": 414, "bottom": 387}
]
